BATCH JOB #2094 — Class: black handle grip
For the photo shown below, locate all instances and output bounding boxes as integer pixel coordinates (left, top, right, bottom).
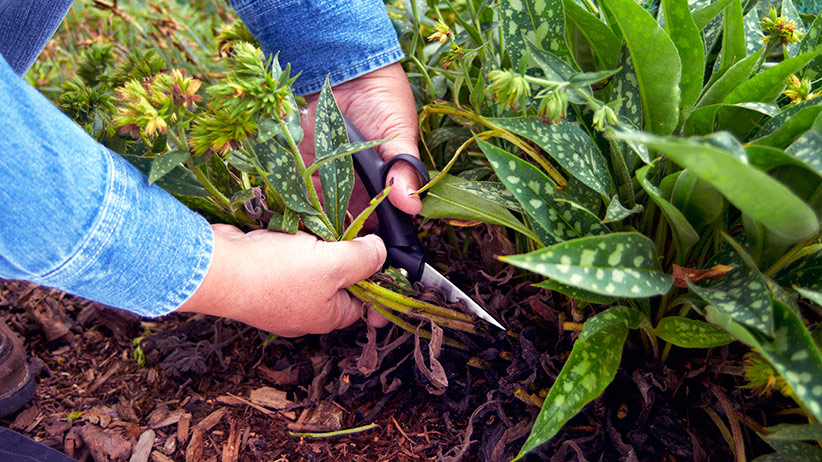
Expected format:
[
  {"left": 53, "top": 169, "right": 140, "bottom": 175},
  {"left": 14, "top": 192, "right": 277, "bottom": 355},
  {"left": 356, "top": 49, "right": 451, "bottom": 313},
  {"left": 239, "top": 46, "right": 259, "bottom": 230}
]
[{"left": 343, "top": 118, "right": 429, "bottom": 282}]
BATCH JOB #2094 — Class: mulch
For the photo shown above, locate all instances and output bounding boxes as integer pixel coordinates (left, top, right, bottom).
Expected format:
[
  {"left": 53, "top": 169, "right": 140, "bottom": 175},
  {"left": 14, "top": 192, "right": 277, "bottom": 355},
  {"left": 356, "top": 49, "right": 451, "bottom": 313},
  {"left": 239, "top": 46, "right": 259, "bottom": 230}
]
[{"left": 0, "top": 224, "right": 796, "bottom": 461}]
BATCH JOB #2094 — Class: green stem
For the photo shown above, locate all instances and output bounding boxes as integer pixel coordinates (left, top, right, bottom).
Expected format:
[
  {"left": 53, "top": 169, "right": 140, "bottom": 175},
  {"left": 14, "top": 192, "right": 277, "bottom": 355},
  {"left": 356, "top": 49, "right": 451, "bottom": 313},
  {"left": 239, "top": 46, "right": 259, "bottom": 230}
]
[
  {"left": 289, "top": 423, "right": 379, "bottom": 438},
  {"left": 365, "top": 303, "right": 468, "bottom": 350},
  {"left": 352, "top": 281, "right": 475, "bottom": 324},
  {"left": 408, "top": 55, "right": 438, "bottom": 99}
]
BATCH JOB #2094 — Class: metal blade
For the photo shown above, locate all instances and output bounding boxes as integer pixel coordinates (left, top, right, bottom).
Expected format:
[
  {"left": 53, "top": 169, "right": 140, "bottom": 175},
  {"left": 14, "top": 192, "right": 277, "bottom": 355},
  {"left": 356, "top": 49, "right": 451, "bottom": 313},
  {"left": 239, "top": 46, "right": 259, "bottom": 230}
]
[{"left": 419, "top": 263, "right": 505, "bottom": 330}]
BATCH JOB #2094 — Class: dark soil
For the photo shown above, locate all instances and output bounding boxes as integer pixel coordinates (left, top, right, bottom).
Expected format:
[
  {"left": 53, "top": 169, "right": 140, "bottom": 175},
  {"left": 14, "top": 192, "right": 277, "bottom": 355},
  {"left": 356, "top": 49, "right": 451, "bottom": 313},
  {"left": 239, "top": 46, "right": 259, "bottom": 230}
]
[{"left": 0, "top": 224, "right": 798, "bottom": 461}]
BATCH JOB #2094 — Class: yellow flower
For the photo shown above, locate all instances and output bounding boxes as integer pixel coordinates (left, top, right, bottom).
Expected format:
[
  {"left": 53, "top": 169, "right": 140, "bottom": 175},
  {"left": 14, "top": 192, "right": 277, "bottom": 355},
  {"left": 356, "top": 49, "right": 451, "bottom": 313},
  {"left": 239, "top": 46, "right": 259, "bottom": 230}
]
[
  {"left": 427, "top": 21, "right": 451, "bottom": 45},
  {"left": 783, "top": 74, "right": 819, "bottom": 104}
]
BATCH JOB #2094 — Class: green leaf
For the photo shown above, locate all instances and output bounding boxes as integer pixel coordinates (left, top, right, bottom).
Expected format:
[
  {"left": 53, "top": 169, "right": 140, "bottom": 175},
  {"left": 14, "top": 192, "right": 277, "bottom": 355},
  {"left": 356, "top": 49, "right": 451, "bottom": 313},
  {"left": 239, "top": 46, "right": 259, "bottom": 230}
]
[
  {"left": 124, "top": 155, "right": 207, "bottom": 198},
  {"left": 743, "top": 6, "right": 763, "bottom": 56},
  {"left": 781, "top": 0, "right": 807, "bottom": 58},
  {"left": 616, "top": 131, "right": 820, "bottom": 243},
  {"left": 341, "top": 185, "right": 391, "bottom": 241},
  {"left": 765, "top": 423, "right": 822, "bottom": 441},
  {"left": 724, "top": 49, "right": 822, "bottom": 105},
  {"left": 490, "top": 118, "right": 611, "bottom": 196},
  {"left": 562, "top": 0, "right": 620, "bottom": 69},
  {"left": 609, "top": 47, "right": 643, "bottom": 131},
  {"left": 534, "top": 279, "right": 617, "bottom": 304},
  {"left": 500, "top": 0, "right": 575, "bottom": 70},
  {"left": 636, "top": 165, "right": 700, "bottom": 259},
  {"left": 445, "top": 181, "right": 523, "bottom": 211},
  {"left": 755, "top": 100, "right": 822, "bottom": 148},
  {"left": 670, "top": 168, "right": 725, "bottom": 228},
  {"left": 501, "top": 232, "right": 674, "bottom": 297},
  {"left": 654, "top": 316, "right": 735, "bottom": 348},
  {"left": 514, "top": 306, "right": 643, "bottom": 459},
  {"left": 207, "top": 154, "right": 236, "bottom": 196},
  {"left": 315, "top": 78, "right": 354, "bottom": 236},
  {"left": 603, "top": 195, "right": 644, "bottom": 223},
  {"left": 253, "top": 136, "right": 318, "bottom": 215},
  {"left": 785, "top": 113, "right": 822, "bottom": 178},
  {"left": 149, "top": 150, "right": 190, "bottom": 184},
  {"left": 662, "top": 0, "right": 705, "bottom": 127},
  {"left": 719, "top": 0, "right": 745, "bottom": 73},
  {"left": 745, "top": 144, "right": 808, "bottom": 171},
  {"left": 798, "top": 8, "right": 822, "bottom": 57},
  {"left": 480, "top": 141, "right": 608, "bottom": 246},
  {"left": 691, "top": 0, "right": 734, "bottom": 31},
  {"left": 420, "top": 173, "right": 540, "bottom": 241},
  {"left": 755, "top": 440, "right": 822, "bottom": 461},
  {"left": 696, "top": 47, "right": 763, "bottom": 109},
  {"left": 301, "top": 213, "right": 337, "bottom": 241},
  {"left": 600, "top": 0, "right": 682, "bottom": 135},
  {"left": 777, "top": 248, "right": 822, "bottom": 291}
]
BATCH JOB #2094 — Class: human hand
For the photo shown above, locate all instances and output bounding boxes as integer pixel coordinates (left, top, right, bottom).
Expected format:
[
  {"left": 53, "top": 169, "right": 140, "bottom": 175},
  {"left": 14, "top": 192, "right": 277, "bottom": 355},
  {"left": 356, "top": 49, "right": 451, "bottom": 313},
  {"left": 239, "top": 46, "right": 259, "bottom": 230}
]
[
  {"left": 298, "top": 62, "right": 422, "bottom": 216},
  {"left": 176, "top": 224, "right": 387, "bottom": 337}
]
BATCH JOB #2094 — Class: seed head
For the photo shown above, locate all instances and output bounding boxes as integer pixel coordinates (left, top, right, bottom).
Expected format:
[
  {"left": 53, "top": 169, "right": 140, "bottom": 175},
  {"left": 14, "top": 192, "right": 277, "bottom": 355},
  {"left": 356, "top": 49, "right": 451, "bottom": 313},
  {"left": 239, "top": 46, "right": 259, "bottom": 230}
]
[
  {"left": 783, "top": 73, "right": 819, "bottom": 104},
  {"left": 760, "top": 7, "right": 803, "bottom": 45},
  {"left": 537, "top": 90, "right": 567, "bottom": 124},
  {"left": 487, "top": 69, "right": 530, "bottom": 109}
]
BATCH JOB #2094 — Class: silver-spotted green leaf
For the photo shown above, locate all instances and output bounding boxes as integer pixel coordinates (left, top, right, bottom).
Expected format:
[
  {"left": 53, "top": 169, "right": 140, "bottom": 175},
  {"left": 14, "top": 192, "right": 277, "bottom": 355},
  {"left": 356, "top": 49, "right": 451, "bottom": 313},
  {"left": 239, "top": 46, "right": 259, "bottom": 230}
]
[
  {"left": 636, "top": 165, "right": 700, "bottom": 260},
  {"left": 798, "top": 8, "right": 822, "bottom": 57},
  {"left": 609, "top": 48, "right": 642, "bottom": 131},
  {"left": 796, "top": 287, "right": 822, "bottom": 310},
  {"left": 603, "top": 195, "right": 644, "bottom": 223},
  {"left": 601, "top": 0, "right": 682, "bottom": 135},
  {"left": 270, "top": 59, "right": 303, "bottom": 146},
  {"left": 616, "top": 131, "right": 820, "bottom": 243},
  {"left": 755, "top": 100, "right": 822, "bottom": 148},
  {"left": 687, "top": 265, "right": 773, "bottom": 335},
  {"left": 777, "top": 248, "right": 822, "bottom": 291},
  {"left": 500, "top": 232, "right": 674, "bottom": 297},
  {"left": 445, "top": 181, "right": 523, "bottom": 211},
  {"left": 562, "top": 0, "right": 620, "bottom": 69},
  {"left": 254, "top": 137, "right": 318, "bottom": 215},
  {"left": 490, "top": 118, "right": 611, "bottom": 196},
  {"left": 553, "top": 175, "right": 603, "bottom": 216},
  {"left": 514, "top": 307, "right": 643, "bottom": 459},
  {"left": 421, "top": 172, "right": 540, "bottom": 241},
  {"left": 743, "top": 6, "right": 763, "bottom": 56},
  {"left": 782, "top": 0, "right": 806, "bottom": 58},
  {"left": 534, "top": 279, "right": 617, "bottom": 304},
  {"left": 500, "top": 0, "right": 575, "bottom": 70},
  {"left": 149, "top": 150, "right": 190, "bottom": 184},
  {"left": 786, "top": 113, "right": 822, "bottom": 177},
  {"left": 765, "top": 423, "right": 822, "bottom": 441},
  {"left": 707, "top": 300, "right": 822, "bottom": 423},
  {"left": 315, "top": 78, "right": 353, "bottom": 235},
  {"left": 301, "top": 213, "right": 337, "bottom": 241},
  {"left": 480, "top": 141, "right": 608, "bottom": 246},
  {"left": 267, "top": 208, "right": 300, "bottom": 234},
  {"left": 124, "top": 155, "right": 207, "bottom": 198},
  {"left": 654, "top": 316, "right": 734, "bottom": 348},
  {"left": 661, "top": 0, "right": 705, "bottom": 127},
  {"left": 756, "top": 440, "right": 822, "bottom": 461}
]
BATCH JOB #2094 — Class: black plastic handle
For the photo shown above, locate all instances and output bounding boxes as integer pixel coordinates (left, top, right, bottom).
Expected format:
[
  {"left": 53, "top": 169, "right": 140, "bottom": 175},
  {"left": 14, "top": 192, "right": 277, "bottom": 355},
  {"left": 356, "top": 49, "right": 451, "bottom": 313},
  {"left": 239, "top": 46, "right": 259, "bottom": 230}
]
[{"left": 343, "top": 118, "right": 429, "bottom": 282}]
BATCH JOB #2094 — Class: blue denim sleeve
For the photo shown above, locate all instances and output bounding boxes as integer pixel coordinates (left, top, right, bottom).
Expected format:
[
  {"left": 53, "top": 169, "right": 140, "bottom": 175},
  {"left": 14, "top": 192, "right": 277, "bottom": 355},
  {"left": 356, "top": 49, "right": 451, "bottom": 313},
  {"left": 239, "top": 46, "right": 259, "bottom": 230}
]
[
  {"left": 230, "top": 0, "right": 404, "bottom": 95},
  {"left": 0, "top": 0, "right": 73, "bottom": 76},
  {"left": 0, "top": 55, "right": 214, "bottom": 317}
]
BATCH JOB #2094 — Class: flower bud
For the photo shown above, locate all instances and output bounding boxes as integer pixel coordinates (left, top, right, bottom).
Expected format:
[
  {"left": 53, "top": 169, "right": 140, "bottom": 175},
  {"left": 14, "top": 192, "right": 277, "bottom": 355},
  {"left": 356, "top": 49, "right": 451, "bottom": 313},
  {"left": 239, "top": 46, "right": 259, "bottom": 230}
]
[
  {"left": 538, "top": 90, "right": 567, "bottom": 124},
  {"left": 487, "top": 69, "right": 530, "bottom": 109},
  {"left": 783, "top": 73, "right": 819, "bottom": 104},
  {"left": 592, "top": 105, "right": 618, "bottom": 131}
]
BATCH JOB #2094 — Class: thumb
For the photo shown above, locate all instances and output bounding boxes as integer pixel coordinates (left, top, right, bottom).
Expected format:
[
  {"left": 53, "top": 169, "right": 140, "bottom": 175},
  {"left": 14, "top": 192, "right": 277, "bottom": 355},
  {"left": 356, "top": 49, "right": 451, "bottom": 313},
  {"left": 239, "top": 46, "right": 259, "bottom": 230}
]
[{"left": 324, "top": 234, "right": 387, "bottom": 288}]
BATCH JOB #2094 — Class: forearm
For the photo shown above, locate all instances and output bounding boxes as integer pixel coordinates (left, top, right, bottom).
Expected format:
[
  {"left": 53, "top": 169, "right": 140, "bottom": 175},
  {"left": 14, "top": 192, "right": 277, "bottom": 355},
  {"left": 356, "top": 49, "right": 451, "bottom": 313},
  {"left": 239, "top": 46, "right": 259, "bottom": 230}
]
[
  {"left": 0, "top": 55, "right": 213, "bottom": 317},
  {"left": 229, "top": 0, "right": 404, "bottom": 95}
]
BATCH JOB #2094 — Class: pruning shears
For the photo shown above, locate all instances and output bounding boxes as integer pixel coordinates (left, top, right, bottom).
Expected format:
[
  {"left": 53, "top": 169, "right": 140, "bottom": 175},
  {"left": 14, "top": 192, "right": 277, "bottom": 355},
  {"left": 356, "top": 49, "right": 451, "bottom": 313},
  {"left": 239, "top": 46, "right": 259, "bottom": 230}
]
[{"left": 345, "top": 118, "right": 505, "bottom": 331}]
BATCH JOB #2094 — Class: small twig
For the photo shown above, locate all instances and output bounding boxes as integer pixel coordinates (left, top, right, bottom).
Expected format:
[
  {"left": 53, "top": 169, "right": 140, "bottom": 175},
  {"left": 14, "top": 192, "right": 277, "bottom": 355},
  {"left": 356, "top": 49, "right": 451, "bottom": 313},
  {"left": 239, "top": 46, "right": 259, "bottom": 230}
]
[{"left": 289, "top": 423, "right": 380, "bottom": 438}]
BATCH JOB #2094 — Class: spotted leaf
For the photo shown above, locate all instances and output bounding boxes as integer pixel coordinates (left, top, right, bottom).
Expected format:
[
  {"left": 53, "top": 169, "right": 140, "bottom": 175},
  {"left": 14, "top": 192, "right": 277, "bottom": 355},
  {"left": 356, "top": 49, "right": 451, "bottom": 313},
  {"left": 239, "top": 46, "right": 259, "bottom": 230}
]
[
  {"left": 777, "top": 248, "right": 822, "bottom": 292},
  {"left": 500, "top": 0, "right": 575, "bottom": 71},
  {"left": 617, "top": 131, "right": 820, "bottom": 244},
  {"left": 758, "top": 440, "right": 822, "bottom": 461},
  {"left": 562, "top": 0, "right": 619, "bottom": 69},
  {"left": 254, "top": 136, "right": 318, "bottom": 215},
  {"left": 636, "top": 165, "right": 699, "bottom": 260},
  {"left": 490, "top": 118, "right": 611, "bottom": 196},
  {"left": 781, "top": 0, "right": 806, "bottom": 59},
  {"left": 301, "top": 214, "right": 336, "bottom": 241},
  {"left": 742, "top": 6, "right": 762, "bottom": 56},
  {"left": 690, "top": 0, "right": 733, "bottom": 31},
  {"left": 603, "top": 196, "right": 644, "bottom": 223},
  {"left": 533, "top": 279, "right": 616, "bottom": 304},
  {"left": 480, "top": 141, "right": 608, "bottom": 246},
  {"left": 785, "top": 113, "right": 822, "bottom": 178},
  {"left": 688, "top": 263, "right": 772, "bottom": 335},
  {"left": 500, "top": 232, "right": 673, "bottom": 297},
  {"left": 754, "top": 99, "right": 822, "bottom": 148},
  {"left": 444, "top": 181, "right": 523, "bottom": 212},
  {"left": 654, "top": 316, "right": 734, "bottom": 348},
  {"left": 315, "top": 77, "right": 354, "bottom": 236},
  {"left": 600, "top": 0, "right": 682, "bottom": 135},
  {"left": 718, "top": 0, "right": 745, "bottom": 72},
  {"left": 514, "top": 307, "right": 644, "bottom": 459},
  {"left": 798, "top": 8, "right": 822, "bottom": 57},
  {"left": 765, "top": 423, "right": 822, "bottom": 442},
  {"left": 149, "top": 150, "right": 190, "bottom": 185}
]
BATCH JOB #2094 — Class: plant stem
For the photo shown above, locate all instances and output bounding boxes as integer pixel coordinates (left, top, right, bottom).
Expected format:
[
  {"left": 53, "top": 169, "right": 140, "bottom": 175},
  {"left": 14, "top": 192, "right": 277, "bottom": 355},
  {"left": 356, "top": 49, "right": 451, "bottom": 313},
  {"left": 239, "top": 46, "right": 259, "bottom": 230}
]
[
  {"left": 365, "top": 303, "right": 468, "bottom": 350},
  {"left": 289, "top": 423, "right": 379, "bottom": 438},
  {"left": 352, "top": 281, "right": 475, "bottom": 324},
  {"left": 764, "top": 236, "right": 816, "bottom": 277}
]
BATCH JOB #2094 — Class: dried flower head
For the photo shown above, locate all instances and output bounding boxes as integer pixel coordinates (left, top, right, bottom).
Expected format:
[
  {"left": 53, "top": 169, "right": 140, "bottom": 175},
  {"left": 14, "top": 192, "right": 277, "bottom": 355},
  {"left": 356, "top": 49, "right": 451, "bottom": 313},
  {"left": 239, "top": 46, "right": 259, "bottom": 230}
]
[
  {"left": 783, "top": 73, "right": 819, "bottom": 104},
  {"left": 537, "top": 90, "right": 567, "bottom": 124},
  {"left": 487, "top": 69, "right": 530, "bottom": 109},
  {"left": 427, "top": 21, "right": 451, "bottom": 45},
  {"left": 760, "top": 7, "right": 803, "bottom": 46}
]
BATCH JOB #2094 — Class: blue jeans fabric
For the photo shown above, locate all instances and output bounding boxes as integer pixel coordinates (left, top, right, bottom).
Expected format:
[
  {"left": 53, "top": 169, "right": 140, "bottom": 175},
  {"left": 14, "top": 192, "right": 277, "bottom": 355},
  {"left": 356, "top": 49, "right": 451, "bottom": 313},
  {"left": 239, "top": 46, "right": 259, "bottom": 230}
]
[
  {"left": 230, "top": 0, "right": 404, "bottom": 95},
  {"left": 0, "top": 0, "right": 402, "bottom": 317}
]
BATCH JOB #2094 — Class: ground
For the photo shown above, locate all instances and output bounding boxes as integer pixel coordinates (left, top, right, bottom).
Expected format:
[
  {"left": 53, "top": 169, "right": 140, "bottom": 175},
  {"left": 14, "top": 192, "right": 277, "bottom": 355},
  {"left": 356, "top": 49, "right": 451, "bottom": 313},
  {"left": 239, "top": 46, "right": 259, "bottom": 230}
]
[{"left": 0, "top": 224, "right": 795, "bottom": 461}]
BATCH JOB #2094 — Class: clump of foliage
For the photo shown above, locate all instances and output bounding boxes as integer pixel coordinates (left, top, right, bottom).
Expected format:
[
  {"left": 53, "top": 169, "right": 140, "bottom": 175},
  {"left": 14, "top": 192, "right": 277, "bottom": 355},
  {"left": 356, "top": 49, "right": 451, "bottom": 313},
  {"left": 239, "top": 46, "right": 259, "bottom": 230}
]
[{"left": 388, "top": 0, "right": 822, "bottom": 458}]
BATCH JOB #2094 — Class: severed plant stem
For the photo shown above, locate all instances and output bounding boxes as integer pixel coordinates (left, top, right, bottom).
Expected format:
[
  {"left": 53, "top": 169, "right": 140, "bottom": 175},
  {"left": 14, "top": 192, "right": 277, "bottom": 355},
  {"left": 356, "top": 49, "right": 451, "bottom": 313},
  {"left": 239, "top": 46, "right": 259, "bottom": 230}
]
[
  {"left": 349, "top": 285, "right": 476, "bottom": 333},
  {"left": 354, "top": 281, "right": 474, "bottom": 323},
  {"left": 289, "top": 423, "right": 379, "bottom": 438},
  {"left": 365, "top": 303, "right": 468, "bottom": 350}
]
